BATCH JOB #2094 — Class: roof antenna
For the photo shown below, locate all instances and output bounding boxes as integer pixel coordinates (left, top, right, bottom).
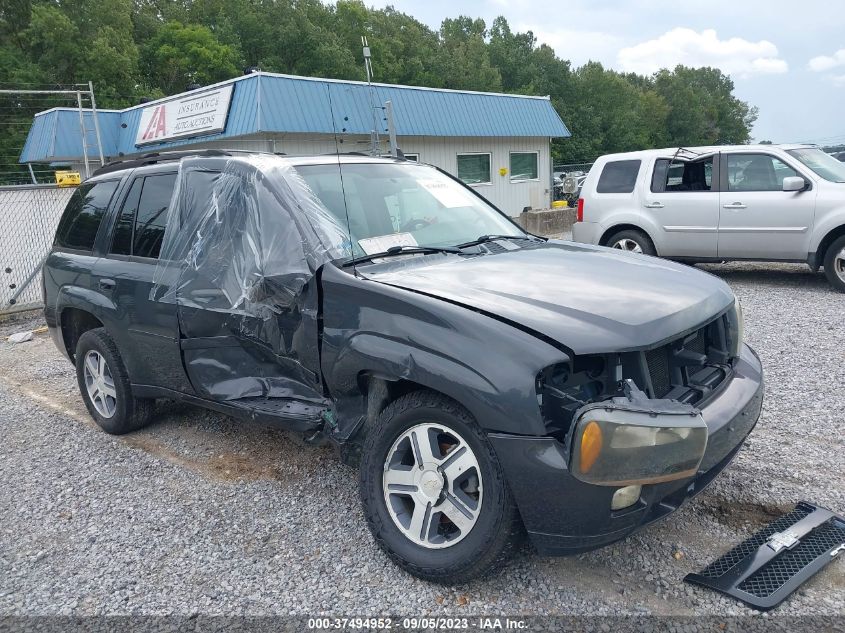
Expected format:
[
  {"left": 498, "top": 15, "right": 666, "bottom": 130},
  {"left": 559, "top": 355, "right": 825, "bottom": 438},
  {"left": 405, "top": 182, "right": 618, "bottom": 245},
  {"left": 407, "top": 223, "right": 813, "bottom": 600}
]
[
  {"left": 362, "top": 36, "right": 381, "bottom": 156},
  {"left": 326, "top": 83, "right": 357, "bottom": 278}
]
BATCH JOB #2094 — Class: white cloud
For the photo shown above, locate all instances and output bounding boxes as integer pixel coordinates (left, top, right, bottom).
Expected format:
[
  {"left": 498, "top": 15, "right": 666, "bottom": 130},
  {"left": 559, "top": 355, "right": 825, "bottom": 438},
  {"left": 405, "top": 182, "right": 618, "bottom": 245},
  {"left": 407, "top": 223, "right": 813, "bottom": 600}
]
[
  {"left": 617, "top": 28, "right": 788, "bottom": 76},
  {"left": 809, "top": 49, "right": 845, "bottom": 72},
  {"left": 518, "top": 25, "right": 624, "bottom": 68}
]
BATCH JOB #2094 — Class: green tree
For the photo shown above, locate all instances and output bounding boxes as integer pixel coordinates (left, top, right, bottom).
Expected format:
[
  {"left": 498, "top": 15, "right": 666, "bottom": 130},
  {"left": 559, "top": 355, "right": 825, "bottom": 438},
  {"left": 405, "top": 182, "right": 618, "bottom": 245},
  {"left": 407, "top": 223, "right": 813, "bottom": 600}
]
[
  {"left": 0, "top": 0, "right": 762, "bottom": 180},
  {"left": 556, "top": 62, "right": 668, "bottom": 163},
  {"left": 21, "top": 4, "right": 82, "bottom": 82},
  {"left": 141, "top": 20, "right": 241, "bottom": 95},
  {"left": 654, "top": 66, "right": 757, "bottom": 146},
  {"left": 437, "top": 17, "right": 501, "bottom": 91}
]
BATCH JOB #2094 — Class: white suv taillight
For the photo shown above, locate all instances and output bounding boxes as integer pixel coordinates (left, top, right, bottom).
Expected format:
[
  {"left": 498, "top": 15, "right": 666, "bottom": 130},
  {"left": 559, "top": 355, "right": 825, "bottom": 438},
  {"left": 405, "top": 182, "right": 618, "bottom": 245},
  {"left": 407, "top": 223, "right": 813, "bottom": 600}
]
[{"left": 576, "top": 198, "right": 584, "bottom": 222}]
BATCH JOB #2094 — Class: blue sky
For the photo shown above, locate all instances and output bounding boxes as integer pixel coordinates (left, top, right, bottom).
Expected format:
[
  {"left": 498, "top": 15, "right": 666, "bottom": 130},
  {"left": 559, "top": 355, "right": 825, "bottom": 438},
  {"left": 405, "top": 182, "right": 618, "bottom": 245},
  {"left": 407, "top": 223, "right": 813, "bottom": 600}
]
[{"left": 366, "top": 0, "right": 845, "bottom": 145}]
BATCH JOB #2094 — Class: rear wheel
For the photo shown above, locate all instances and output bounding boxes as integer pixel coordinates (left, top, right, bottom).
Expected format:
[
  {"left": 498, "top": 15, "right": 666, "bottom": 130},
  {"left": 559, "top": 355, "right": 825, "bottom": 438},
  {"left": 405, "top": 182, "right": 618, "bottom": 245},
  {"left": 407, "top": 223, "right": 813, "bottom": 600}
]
[
  {"left": 606, "top": 229, "right": 656, "bottom": 256},
  {"left": 75, "top": 328, "right": 155, "bottom": 434},
  {"left": 823, "top": 235, "right": 845, "bottom": 293},
  {"left": 359, "top": 390, "right": 522, "bottom": 584}
]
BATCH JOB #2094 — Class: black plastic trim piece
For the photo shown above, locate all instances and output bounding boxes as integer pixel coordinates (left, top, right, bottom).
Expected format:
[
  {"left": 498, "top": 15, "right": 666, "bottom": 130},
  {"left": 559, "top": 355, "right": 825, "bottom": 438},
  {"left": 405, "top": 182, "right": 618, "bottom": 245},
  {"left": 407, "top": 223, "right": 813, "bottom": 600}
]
[{"left": 685, "top": 501, "right": 845, "bottom": 611}]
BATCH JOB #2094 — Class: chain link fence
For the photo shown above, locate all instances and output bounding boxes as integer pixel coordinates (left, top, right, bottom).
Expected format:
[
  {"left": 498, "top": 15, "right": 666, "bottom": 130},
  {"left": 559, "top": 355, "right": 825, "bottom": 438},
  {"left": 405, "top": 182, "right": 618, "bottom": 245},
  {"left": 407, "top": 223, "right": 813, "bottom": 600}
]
[
  {"left": 553, "top": 162, "right": 595, "bottom": 175},
  {"left": 552, "top": 162, "right": 594, "bottom": 205},
  {"left": 1, "top": 184, "right": 75, "bottom": 315}
]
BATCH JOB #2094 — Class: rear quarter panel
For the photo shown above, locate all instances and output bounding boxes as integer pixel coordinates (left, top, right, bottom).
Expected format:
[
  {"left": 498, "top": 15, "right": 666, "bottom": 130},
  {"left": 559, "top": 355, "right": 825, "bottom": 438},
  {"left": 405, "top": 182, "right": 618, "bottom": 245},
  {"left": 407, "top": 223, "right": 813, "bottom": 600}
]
[{"left": 582, "top": 156, "right": 663, "bottom": 250}]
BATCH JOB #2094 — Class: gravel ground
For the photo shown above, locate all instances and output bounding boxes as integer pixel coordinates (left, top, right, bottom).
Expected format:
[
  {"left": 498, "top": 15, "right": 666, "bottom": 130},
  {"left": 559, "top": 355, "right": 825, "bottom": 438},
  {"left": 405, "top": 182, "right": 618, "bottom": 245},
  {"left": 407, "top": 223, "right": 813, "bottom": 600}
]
[{"left": 0, "top": 259, "right": 843, "bottom": 618}]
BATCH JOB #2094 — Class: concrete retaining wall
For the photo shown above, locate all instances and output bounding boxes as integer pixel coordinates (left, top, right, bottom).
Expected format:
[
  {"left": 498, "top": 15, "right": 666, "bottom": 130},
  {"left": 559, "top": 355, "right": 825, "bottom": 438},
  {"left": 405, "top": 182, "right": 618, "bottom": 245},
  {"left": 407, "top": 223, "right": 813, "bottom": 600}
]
[{"left": 516, "top": 206, "right": 577, "bottom": 236}]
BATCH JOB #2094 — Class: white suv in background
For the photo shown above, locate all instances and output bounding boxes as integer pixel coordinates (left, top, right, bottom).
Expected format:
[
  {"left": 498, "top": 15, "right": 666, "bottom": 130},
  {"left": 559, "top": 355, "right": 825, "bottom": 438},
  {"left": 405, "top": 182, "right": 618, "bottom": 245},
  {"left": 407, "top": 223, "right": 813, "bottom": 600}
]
[{"left": 571, "top": 144, "right": 845, "bottom": 292}]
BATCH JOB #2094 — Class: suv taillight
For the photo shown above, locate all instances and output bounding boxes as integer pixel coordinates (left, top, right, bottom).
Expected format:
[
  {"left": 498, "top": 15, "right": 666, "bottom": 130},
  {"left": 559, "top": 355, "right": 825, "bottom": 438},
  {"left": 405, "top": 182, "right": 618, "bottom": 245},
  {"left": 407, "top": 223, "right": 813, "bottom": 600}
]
[{"left": 576, "top": 198, "right": 584, "bottom": 222}]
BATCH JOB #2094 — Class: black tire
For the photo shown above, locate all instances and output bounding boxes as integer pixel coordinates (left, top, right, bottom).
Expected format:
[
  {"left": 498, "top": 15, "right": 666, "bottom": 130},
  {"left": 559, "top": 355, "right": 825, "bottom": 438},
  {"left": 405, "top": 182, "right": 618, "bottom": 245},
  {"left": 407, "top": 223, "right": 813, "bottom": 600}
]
[
  {"left": 75, "top": 328, "right": 155, "bottom": 434},
  {"left": 605, "top": 228, "right": 656, "bottom": 256},
  {"left": 822, "top": 235, "right": 845, "bottom": 293},
  {"left": 359, "top": 390, "right": 523, "bottom": 584}
]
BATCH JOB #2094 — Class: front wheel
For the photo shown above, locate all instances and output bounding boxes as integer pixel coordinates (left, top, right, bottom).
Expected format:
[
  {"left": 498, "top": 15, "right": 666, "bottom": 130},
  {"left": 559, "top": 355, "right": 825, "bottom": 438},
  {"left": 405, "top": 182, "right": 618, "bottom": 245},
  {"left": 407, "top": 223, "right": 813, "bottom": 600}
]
[
  {"left": 823, "top": 235, "right": 845, "bottom": 293},
  {"left": 359, "top": 391, "right": 522, "bottom": 584}
]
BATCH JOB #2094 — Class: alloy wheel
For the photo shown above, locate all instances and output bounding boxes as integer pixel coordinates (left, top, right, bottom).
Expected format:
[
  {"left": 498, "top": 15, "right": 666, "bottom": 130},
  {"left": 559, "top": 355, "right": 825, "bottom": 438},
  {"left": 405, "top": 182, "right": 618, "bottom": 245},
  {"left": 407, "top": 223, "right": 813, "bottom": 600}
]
[
  {"left": 382, "top": 423, "right": 483, "bottom": 549},
  {"left": 836, "top": 247, "right": 845, "bottom": 283},
  {"left": 83, "top": 350, "right": 117, "bottom": 418},
  {"left": 612, "top": 238, "right": 643, "bottom": 253}
]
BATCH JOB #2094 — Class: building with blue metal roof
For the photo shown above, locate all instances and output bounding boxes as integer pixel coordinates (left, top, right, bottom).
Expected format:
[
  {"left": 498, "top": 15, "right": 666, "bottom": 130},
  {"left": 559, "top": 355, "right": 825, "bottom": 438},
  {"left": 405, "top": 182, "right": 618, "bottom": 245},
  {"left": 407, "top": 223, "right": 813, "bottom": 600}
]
[{"left": 20, "top": 72, "right": 569, "bottom": 214}]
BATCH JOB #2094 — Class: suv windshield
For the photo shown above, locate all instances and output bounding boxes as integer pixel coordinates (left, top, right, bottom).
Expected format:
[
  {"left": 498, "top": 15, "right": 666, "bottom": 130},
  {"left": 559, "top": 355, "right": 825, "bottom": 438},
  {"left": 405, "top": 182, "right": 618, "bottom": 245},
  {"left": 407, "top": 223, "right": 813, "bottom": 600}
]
[
  {"left": 294, "top": 162, "right": 524, "bottom": 256},
  {"left": 786, "top": 148, "right": 845, "bottom": 182}
]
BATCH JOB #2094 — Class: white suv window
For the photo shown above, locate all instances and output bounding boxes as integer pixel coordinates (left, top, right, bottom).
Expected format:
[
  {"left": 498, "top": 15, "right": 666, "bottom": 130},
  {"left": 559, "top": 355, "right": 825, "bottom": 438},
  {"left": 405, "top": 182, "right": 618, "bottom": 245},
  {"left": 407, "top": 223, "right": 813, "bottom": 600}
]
[
  {"left": 651, "top": 157, "right": 713, "bottom": 193},
  {"left": 726, "top": 154, "right": 798, "bottom": 192},
  {"left": 596, "top": 160, "right": 640, "bottom": 193}
]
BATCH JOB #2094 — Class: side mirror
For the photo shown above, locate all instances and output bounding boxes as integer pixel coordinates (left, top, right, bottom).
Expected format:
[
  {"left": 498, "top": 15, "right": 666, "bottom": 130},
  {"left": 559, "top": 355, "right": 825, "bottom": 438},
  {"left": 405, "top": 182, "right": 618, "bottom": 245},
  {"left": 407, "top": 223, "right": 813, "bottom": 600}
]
[{"left": 783, "top": 176, "right": 807, "bottom": 192}]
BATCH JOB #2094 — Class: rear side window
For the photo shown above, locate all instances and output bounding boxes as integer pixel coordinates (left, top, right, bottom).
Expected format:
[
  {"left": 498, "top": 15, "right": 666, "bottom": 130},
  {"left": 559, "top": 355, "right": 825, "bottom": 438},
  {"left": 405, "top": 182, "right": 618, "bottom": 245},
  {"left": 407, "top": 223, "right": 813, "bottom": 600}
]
[
  {"left": 596, "top": 160, "right": 640, "bottom": 193},
  {"left": 651, "top": 157, "right": 713, "bottom": 192},
  {"left": 109, "top": 173, "right": 177, "bottom": 259},
  {"left": 55, "top": 180, "right": 119, "bottom": 251},
  {"left": 134, "top": 173, "right": 177, "bottom": 258},
  {"left": 110, "top": 178, "right": 143, "bottom": 255}
]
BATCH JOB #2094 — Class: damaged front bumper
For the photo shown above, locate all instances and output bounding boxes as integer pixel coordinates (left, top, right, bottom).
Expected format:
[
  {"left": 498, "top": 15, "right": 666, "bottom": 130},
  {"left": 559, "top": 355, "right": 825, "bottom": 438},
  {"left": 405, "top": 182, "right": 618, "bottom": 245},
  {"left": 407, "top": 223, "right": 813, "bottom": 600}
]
[{"left": 489, "top": 343, "right": 764, "bottom": 556}]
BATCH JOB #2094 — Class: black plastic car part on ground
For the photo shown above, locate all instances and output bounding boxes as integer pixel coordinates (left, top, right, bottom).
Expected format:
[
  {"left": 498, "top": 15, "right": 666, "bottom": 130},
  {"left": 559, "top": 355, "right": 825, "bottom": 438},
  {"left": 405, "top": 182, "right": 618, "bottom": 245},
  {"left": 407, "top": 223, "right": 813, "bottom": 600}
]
[
  {"left": 43, "top": 151, "right": 763, "bottom": 583},
  {"left": 686, "top": 502, "right": 845, "bottom": 611}
]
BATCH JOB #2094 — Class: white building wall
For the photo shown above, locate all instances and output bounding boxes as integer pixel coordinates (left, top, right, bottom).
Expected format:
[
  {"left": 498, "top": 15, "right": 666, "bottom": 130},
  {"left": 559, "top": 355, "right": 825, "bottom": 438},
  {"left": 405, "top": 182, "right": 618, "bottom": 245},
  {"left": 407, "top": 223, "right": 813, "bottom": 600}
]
[
  {"left": 116, "top": 133, "right": 554, "bottom": 217},
  {"left": 398, "top": 136, "right": 552, "bottom": 217}
]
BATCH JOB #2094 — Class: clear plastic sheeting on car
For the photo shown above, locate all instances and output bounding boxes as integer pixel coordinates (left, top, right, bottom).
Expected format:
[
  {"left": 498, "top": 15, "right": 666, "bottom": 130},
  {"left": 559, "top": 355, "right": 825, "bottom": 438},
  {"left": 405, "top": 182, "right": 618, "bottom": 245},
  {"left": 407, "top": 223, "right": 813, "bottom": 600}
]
[
  {"left": 149, "top": 154, "right": 350, "bottom": 403},
  {"left": 151, "top": 154, "right": 349, "bottom": 316}
]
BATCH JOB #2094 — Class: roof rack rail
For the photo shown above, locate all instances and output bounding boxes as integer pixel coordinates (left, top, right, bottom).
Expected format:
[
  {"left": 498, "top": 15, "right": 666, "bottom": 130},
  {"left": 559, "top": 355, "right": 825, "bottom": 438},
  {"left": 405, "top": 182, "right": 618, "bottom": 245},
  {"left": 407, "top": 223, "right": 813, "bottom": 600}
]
[
  {"left": 91, "top": 148, "right": 282, "bottom": 177},
  {"left": 321, "top": 151, "right": 371, "bottom": 157},
  {"left": 92, "top": 149, "right": 234, "bottom": 176}
]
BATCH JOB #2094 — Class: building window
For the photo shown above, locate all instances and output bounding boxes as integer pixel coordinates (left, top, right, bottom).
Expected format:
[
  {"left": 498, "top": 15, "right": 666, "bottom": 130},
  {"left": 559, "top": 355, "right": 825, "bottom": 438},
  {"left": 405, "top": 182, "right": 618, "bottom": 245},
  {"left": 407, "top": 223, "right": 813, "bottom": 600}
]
[
  {"left": 457, "top": 153, "right": 491, "bottom": 185},
  {"left": 510, "top": 152, "right": 539, "bottom": 181},
  {"left": 404, "top": 153, "right": 419, "bottom": 162}
]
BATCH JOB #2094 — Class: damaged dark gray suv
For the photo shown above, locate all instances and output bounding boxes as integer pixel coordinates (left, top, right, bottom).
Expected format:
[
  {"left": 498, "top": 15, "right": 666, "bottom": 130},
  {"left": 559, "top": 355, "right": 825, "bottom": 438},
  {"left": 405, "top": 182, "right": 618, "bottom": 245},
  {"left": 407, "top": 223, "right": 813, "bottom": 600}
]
[{"left": 43, "top": 150, "right": 763, "bottom": 583}]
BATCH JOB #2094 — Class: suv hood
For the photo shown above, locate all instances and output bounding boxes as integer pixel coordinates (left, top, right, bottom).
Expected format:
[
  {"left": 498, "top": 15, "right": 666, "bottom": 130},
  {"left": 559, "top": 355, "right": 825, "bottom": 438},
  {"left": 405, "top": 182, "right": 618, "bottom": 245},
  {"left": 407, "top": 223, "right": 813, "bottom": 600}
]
[{"left": 362, "top": 241, "right": 735, "bottom": 355}]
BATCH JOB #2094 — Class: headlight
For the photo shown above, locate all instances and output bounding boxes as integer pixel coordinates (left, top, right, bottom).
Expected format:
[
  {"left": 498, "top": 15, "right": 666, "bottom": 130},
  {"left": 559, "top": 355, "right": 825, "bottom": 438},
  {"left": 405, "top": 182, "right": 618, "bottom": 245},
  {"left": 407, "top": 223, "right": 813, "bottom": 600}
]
[
  {"left": 570, "top": 405, "right": 708, "bottom": 486},
  {"left": 726, "top": 298, "right": 744, "bottom": 358}
]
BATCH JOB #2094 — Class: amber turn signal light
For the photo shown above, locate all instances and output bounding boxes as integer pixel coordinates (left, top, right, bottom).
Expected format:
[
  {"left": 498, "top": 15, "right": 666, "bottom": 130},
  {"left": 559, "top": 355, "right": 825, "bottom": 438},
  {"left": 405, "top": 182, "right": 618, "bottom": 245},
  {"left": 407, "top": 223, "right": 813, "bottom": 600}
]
[{"left": 579, "top": 420, "right": 603, "bottom": 473}]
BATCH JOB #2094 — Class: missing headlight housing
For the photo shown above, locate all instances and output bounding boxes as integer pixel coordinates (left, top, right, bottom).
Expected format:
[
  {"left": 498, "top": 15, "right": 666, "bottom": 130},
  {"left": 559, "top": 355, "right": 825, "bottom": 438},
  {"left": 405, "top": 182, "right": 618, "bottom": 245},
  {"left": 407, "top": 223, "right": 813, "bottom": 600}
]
[{"left": 537, "top": 355, "right": 620, "bottom": 440}]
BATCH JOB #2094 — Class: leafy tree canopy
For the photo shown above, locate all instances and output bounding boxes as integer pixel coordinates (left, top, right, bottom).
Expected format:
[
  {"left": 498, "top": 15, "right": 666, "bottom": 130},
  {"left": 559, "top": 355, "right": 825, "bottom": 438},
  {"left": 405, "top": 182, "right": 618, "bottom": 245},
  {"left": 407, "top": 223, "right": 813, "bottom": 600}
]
[{"left": 0, "top": 0, "right": 759, "bottom": 179}]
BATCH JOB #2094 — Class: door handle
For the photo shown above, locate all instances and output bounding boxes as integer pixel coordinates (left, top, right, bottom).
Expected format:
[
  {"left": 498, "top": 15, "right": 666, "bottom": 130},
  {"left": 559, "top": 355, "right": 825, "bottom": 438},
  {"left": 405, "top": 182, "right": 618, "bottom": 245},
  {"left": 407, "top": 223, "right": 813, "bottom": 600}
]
[
  {"left": 644, "top": 202, "right": 664, "bottom": 209},
  {"left": 99, "top": 278, "right": 116, "bottom": 290},
  {"left": 723, "top": 202, "right": 747, "bottom": 209}
]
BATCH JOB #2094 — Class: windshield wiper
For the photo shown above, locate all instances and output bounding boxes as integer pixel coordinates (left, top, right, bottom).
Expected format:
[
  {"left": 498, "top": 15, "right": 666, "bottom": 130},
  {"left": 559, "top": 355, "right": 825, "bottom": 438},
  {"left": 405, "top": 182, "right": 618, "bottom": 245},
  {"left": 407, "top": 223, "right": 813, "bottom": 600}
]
[
  {"left": 341, "top": 245, "right": 461, "bottom": 268},
  {"left": 456, "top": 234, "right": 535, "bottom": 249}
]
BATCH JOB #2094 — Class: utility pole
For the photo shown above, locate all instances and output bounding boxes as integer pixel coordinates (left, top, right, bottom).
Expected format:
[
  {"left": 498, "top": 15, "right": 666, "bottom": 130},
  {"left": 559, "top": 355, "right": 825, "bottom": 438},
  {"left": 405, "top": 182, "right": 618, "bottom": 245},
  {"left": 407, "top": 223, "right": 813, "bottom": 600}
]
[{"left": 362, "top": 36, "right": 380, "bottom": 156}]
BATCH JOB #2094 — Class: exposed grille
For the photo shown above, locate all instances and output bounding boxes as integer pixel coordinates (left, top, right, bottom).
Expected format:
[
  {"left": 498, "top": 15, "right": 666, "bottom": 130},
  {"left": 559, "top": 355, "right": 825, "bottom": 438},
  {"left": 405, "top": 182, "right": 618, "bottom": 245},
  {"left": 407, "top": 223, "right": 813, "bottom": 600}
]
[
  {"left": 687, "top": 328, "right": 707, "bottom": 355},
  {"left": 685, "top": 502, "right": 845, "bottom": 610},
  {"left": 643, "top": 323, "right": 717, "bottom": 400},
  {"left": 698, "top": 503, "right": 815, "bottom": 578},
  {"left": 737, "top": 519, "right": 845, "bottom": 598},
  {"left": 645, "top": 346, "right": 672, "bottom": 397}
]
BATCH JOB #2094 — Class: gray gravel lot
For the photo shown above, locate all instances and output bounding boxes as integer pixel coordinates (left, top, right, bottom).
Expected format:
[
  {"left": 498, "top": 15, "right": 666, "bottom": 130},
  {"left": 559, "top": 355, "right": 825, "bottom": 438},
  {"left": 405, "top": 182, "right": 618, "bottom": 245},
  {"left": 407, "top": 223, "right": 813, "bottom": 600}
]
[{"left": 0, "top": 259, "right": 843, "bottom": 618}]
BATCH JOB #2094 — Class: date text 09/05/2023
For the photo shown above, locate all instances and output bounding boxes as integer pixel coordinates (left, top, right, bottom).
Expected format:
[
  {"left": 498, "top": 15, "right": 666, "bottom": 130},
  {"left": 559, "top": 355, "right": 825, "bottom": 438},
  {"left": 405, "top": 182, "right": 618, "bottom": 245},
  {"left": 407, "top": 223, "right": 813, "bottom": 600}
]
[{"left": 307, "top": 617, "right": 528, "bottom": 630}]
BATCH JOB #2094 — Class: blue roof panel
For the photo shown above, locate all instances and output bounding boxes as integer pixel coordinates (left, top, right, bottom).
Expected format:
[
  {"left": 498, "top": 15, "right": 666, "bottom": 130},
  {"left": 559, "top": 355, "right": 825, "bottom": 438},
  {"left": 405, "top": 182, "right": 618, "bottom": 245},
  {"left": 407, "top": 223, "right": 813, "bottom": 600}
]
[{"left": 20, "top": 73, "right": 569, "bottom": 163}]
